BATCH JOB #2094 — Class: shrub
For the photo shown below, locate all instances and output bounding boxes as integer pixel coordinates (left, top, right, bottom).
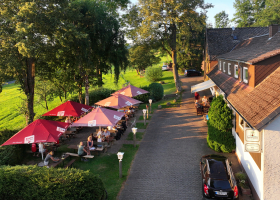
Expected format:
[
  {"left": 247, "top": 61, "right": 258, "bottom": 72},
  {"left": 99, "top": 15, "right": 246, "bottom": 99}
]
[
  {"left": 149, "top": 83, "right": 164, "bottom": 101},
  {"left": 0, "top": 165, "right": 106, "bottom": 200},
  {"left": 0, "top": 129, "right": 25, "bottom": 166},
  {"left": 207, "top": 95, "right": 235, "bottom": 153},
  {"left": 145, "top": 66, "right": 163, "bottom": 82},
  {"left": 133, "top": 86, "right": 150, "bottom": 103},
  {"left": 68, "top": 88, "right": 115, "bottom": 106}
]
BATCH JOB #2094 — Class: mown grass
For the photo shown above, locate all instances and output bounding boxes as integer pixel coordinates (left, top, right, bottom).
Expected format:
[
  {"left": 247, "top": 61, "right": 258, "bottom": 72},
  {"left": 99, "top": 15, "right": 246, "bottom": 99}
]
[
  {"left": 138, "top": 115, "right": 152, "bottom": 120},
  {"left": 135, "top": 122, "right": 149, "bottom": 129},
  {"left": 74, "top": 144, "right": 139, "bottom": 200},
  {"left": 0, "top": 70, "right": 175, "bottom": 131},
  {"left": 126, "top": 132, "right": 144, "bottom": 141}
]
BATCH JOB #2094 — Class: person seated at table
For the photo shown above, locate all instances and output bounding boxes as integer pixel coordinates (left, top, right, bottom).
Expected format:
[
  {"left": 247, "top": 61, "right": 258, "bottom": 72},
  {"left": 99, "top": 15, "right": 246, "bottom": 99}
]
[
  {"left": 195, "top": 100, "right": 203, "bottom": 108},
  {"left": 44, "top": 151, "right": 59, "bottom": 166},
  {"left": 38, "top": 142, "right": 47, "bottom": 157},
  {"left": 202, "top": 96, "right": 208, "bottom": 106},
  {"left": 65, "top": 116, "right": 72, "bottom": 124},
  {"left": 78, "top": 142, "right": 89, "bottom": 162},
  {"left": 87, "top": 136, "right": 94, "bottom": 148},
  {"left": 94, "top": 128, "right": 103, "bottom": 140},
  {"left": 103, "top": 128, "right": 111, "bottom": 142}
]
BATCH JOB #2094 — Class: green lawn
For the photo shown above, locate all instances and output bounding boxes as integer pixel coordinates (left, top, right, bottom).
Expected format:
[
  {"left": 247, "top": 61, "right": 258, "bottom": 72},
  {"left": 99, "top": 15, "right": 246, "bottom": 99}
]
[
  {"left": 0, "top": 70, "right": 175, "bottom": 131},
  {"left": 126, "top": 132, "right": 144, "bottom": 141},
  {"left": 138, "top": 115, "right": 152, "bottom": 120},
  {"left": 135, "top": 122, "right": 149, "bottom": 129}
]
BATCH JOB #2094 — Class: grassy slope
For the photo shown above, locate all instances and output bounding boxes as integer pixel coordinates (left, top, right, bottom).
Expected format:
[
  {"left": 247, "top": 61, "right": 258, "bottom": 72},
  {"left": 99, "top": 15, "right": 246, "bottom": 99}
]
[{"left": 0, "top": 70, "right": 175, "bottom": 131}]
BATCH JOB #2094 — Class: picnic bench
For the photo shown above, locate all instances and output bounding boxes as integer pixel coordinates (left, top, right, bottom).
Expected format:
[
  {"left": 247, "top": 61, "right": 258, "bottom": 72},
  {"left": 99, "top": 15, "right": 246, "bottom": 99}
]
[
  {"left": 65, "top": 152, "right": 94, "bottom": 159},
  {"left": 64, "top": 159, "right": 76, "bottom": 168}
]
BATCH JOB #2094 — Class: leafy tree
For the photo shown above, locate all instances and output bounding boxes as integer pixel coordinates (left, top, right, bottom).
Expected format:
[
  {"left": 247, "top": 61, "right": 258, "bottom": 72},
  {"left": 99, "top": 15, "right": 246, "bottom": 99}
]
[
  {"left": 145, "top": 66, "right": 163, "bottom": 82},
  {"left": 129, "top": 43, "right": 161, "bottom": 74},
  {"left": 207, "top": 95, "right": 235, "bottom": 153},
  {"left": 232, "top": 0, "right": 266, "bottom": 27},
  {"left": 125, "top": 1, "right": 212, "bottom": 92},
  {"left": 34, "top": 78, "right": 55, "bottom": 111},
  {"left": 0, "top": 0, "right": 71, "bottom": 124},
  {"left": 255, "top": 0, "right": 280, "bottom": 26},
  {"left": 214, "top": 11, "right": 229, "bottom": 28}
]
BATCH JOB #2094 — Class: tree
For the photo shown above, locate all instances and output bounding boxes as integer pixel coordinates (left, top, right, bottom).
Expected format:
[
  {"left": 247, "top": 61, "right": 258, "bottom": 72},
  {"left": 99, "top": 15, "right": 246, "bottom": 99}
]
[
  {"left": 129, "top": 43, "right": 161, "bottom": 74},
  {"left": 232, "top": 0, "right": 266, "bottom": 27},
  {"left": 34, "top": 78, "right": 55, "bottom": 111},
  {"left": 255, "top": 0, "right": 280, "bottom": 26},
  {"left": 207, "top": 95, "right": 235, "bottom": 153},
  {"left": 0, "top": 0, "right": 71, "bottom": 124},
  {"left": 214, "top": 11, "right": 229, "bottom": 28},
  {"left": 126, "top": 1, "right": 212, "bottom": 92}
]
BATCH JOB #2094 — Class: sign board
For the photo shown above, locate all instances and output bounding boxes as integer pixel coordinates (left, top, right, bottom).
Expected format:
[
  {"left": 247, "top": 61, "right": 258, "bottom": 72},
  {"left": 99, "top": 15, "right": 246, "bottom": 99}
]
[{"left": 244, "top": 129, "right": 262, "bottom": 153}]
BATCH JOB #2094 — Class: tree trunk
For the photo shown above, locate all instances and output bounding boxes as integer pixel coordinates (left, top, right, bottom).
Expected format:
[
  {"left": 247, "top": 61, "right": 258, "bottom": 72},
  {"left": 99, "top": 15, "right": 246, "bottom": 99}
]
[
  {"left": 25, "top": 58, "right": 35, "bottom": 125},
  {"left": 78, "top": 83, "right": 83, "bottom": 104},
  {"left": 44, "top": 96, "right": 48, "bottom": 111},
  {"left": 98, "top": 68, "right": 102, "bottom": 87},
  {"left": 170, "top": 23, "right": 181, "bottom": 92},
  {"left": 85, "top": 75, "right": 89, "bottom": 105}
]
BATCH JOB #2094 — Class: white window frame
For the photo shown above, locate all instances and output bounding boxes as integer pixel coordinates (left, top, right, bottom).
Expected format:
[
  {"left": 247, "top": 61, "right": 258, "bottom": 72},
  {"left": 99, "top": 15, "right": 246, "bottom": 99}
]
[
  {"left": 243, "top": 67, "right": 248, "bottom": 83},
  {"left": 234, "top": 65, "right": 238, "bottom": 78},
  {"left": 228, "top": 63, "right": 231, "bottom": 75},
  {"left": 219, "top": 61, "right": 222, "bottom": 70},
  {"left": 223, "top": 62, "right": 226, "bottom": 72},
  {"left": 239, "top": 117, "right": 250, "bottom": 130}
]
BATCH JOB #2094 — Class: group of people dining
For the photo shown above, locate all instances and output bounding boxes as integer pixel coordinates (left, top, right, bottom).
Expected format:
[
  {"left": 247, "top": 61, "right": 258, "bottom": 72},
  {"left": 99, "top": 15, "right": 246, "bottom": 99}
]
[{"left": 194, "top": 92, "right": 210, "bottom": 109}]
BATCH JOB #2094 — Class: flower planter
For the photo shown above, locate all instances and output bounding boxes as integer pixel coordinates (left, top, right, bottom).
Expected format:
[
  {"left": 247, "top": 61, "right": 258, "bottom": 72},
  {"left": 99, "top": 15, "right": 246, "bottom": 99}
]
[{"left": 241, "top": 187, "right": 251, "bottom": 196}]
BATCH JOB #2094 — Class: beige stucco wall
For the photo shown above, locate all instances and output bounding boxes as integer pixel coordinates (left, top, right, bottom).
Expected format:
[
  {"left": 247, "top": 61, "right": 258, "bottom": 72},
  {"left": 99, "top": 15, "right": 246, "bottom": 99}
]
[{"left": 263, "top": 116, "right": 280, "bottom": 200}]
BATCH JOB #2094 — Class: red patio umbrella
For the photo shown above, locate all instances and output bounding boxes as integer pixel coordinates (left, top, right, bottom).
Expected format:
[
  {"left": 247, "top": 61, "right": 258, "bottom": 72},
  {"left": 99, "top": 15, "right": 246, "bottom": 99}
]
[
  {"left": 42, "top": 100, "right": 92, "bottom": 117},
  {"left": 95, "top": 94, "right": 142, "bottom": 109},
  {"left": 71, "top": 107, "right": 125, "bottom": 127},
  {"left": 1, "top": 119, "right": 70, "bottom": 146},
  {"left": 112, "top": 85, "right": 149, "bottom": 97}
]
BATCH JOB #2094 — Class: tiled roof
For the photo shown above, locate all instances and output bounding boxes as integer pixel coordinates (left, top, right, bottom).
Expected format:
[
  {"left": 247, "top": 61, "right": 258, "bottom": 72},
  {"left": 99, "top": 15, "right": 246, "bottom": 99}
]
[
  {"left": 207, "top": 27, "right": 270, "bottom": 60},
  {"left": 207, "top": 65, "right": 280, "bottom": 131},
  {"left": 218, "top": 32, "right": 280, "bottom": 64}
]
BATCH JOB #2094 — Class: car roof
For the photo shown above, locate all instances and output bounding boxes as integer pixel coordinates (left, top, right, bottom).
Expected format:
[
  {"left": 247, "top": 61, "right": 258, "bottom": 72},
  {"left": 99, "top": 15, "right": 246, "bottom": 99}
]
[{"left": 208, "top": 159, "right": 228, "bottom": 180}]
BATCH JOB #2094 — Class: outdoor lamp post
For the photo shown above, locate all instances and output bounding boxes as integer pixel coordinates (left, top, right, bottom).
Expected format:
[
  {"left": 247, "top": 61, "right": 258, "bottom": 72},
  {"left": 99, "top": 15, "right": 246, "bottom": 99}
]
[
  {"left": 117, "top": 152, "right": 124, "bottom": 178},
  {"left": 149, "top": 99, "right": 153, "bottom": 114},
  {"left": 132, "top": 127, "right": 138, "bottom": 148},
  {"left": 143, "top": 109, "right": 147, "bottom": 125}
]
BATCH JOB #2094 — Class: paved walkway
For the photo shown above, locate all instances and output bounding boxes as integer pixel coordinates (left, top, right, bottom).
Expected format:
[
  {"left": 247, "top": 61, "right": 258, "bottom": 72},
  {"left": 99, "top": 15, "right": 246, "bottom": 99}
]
[{"left": 118, "top": 76, "right": 248, "bottom": 200}]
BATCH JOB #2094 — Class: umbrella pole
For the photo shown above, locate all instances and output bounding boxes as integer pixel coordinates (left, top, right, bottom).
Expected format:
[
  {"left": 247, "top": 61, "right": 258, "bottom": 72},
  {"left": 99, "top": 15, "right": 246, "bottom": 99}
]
[{"left": 41, "top": 152, "right": 44, "bottom": 160}]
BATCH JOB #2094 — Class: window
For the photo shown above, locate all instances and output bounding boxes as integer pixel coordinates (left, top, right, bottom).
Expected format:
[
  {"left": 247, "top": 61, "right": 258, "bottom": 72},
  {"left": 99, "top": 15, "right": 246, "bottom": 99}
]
[
  {"left": 234, "top": 65, "right": 238, "bottom": 78},
  {"left": 223, "top": 62, "right": 226, "bottom": 72},
  {"left": 228, "top": 63, "right": 231, "bottom": 75},
  {"left": 239, "top": 117, "right": 250, "bottom": 130},
  {"left": 219, "top": 61, "right": 221, "bottom": 70},
  {"left": 243, "top": 67, "right": 248, "bottom": 83}
]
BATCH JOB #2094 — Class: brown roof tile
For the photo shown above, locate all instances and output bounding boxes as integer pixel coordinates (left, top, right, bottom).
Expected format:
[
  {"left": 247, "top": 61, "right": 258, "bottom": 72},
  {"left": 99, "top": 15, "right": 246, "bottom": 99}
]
[
  {"left": 218, "top": 32, "right": 280, "bottom": 64},
  {"left": 207, "top": 65, "right": 280, "bottom": 131},
  {"left": 207, "top": 27, "right": 270, "bottom": 60}
]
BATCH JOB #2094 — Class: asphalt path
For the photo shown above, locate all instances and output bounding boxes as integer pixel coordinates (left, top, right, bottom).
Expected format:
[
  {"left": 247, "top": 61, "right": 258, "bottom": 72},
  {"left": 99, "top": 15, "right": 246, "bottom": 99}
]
[{"left": 118, "top": 75, "right": 216, "bottom": 200}]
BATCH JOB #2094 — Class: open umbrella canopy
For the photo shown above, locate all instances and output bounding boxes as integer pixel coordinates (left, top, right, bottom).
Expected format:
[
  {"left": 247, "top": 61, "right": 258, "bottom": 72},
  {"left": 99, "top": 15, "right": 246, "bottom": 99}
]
[
  {"left": 1, "top": 119, "right": 70, "bottom": 146},
  {"left": 71, "top": 107, "right": 125, "bottom": 127},
  {"left": 42, "top": 100, "right": 92, "bottom": 117},
  {"left": 95, "top": 94, "right": 142, "bottom": 109},
  {"left": 112, "top": 85, "right": 149, "bottom": 97}
]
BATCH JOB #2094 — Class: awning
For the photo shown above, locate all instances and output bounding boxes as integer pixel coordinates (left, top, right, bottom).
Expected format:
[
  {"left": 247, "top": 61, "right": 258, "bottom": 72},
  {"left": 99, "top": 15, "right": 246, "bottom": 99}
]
[{"left": 191, "top": 80, "right": 216, "bottom": 93}]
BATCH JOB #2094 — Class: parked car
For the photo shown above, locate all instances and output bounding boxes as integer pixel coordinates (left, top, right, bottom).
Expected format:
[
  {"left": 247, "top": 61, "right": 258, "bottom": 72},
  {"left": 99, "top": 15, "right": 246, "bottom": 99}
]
[
  {"left": 184, "top": 69, "right": 201, "bottom": 76},
  {"left": 162, "top": 65, "right": 168, "bottom": 71},
  {"left": 200, "top": 155, "right": 239, "bottom": 200}
]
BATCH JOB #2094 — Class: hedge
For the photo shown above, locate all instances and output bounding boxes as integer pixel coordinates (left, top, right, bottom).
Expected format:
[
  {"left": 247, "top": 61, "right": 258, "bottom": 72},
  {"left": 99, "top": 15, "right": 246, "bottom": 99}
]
[
  {"left": 0, "top": 165, "right": 106, "bottom": 200},
  {"left": 149, "top": 83, "right": 164, "bottom": 101},
  {"left": 207, "top": 95, "right": 235, "bottom": 153},
  {"left": 0, "top": 129, "right": 25, "bottom": 166}
]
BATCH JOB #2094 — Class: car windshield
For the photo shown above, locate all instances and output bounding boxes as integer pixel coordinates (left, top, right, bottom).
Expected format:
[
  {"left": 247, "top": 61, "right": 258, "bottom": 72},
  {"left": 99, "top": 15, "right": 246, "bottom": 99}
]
[
  {"left": 210, "top": 180, "right": 231, "bottom": 190},
  {"left": 162, "top": 65, "right": 167, "bottom": 67}
]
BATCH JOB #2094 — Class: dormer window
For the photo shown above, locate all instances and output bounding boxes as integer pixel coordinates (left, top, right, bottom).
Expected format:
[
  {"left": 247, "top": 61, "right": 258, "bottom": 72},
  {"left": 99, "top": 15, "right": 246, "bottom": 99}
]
[
  {"left": 228, "top": 63, "right": 231, "bottom": 75},
  {"left": 243, "top": 67, "right": 248, "bottom": 83},
  {"left": 234, "top": 65, "right": 238, "bottom": 78},
  {"left": 223, "top": 62, "right": 226, "bottom": 72},
  {"left": 219, "top": 61, "right": 222, "bottom": 70}
]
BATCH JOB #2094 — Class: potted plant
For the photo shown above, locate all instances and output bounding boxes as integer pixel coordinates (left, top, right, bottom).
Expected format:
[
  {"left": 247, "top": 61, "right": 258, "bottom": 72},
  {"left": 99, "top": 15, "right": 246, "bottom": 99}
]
[{"left": 235, "top": 172, "right": 251, "bottom": 195}]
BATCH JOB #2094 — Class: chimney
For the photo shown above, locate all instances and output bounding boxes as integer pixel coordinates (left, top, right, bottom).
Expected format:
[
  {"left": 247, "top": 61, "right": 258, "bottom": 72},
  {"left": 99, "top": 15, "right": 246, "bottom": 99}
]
[{"left": 269, "top": 24, "right": 278, "bottom": 38}]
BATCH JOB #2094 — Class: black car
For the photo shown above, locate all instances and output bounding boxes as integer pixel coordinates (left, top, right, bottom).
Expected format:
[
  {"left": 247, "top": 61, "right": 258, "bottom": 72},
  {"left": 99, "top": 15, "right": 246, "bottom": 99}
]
[
  {"left": 200, "top": 155, "right": 239, "bottom": 199},
  {"left": 184, "top": 69, "right": 201, "bottom": 77}
]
